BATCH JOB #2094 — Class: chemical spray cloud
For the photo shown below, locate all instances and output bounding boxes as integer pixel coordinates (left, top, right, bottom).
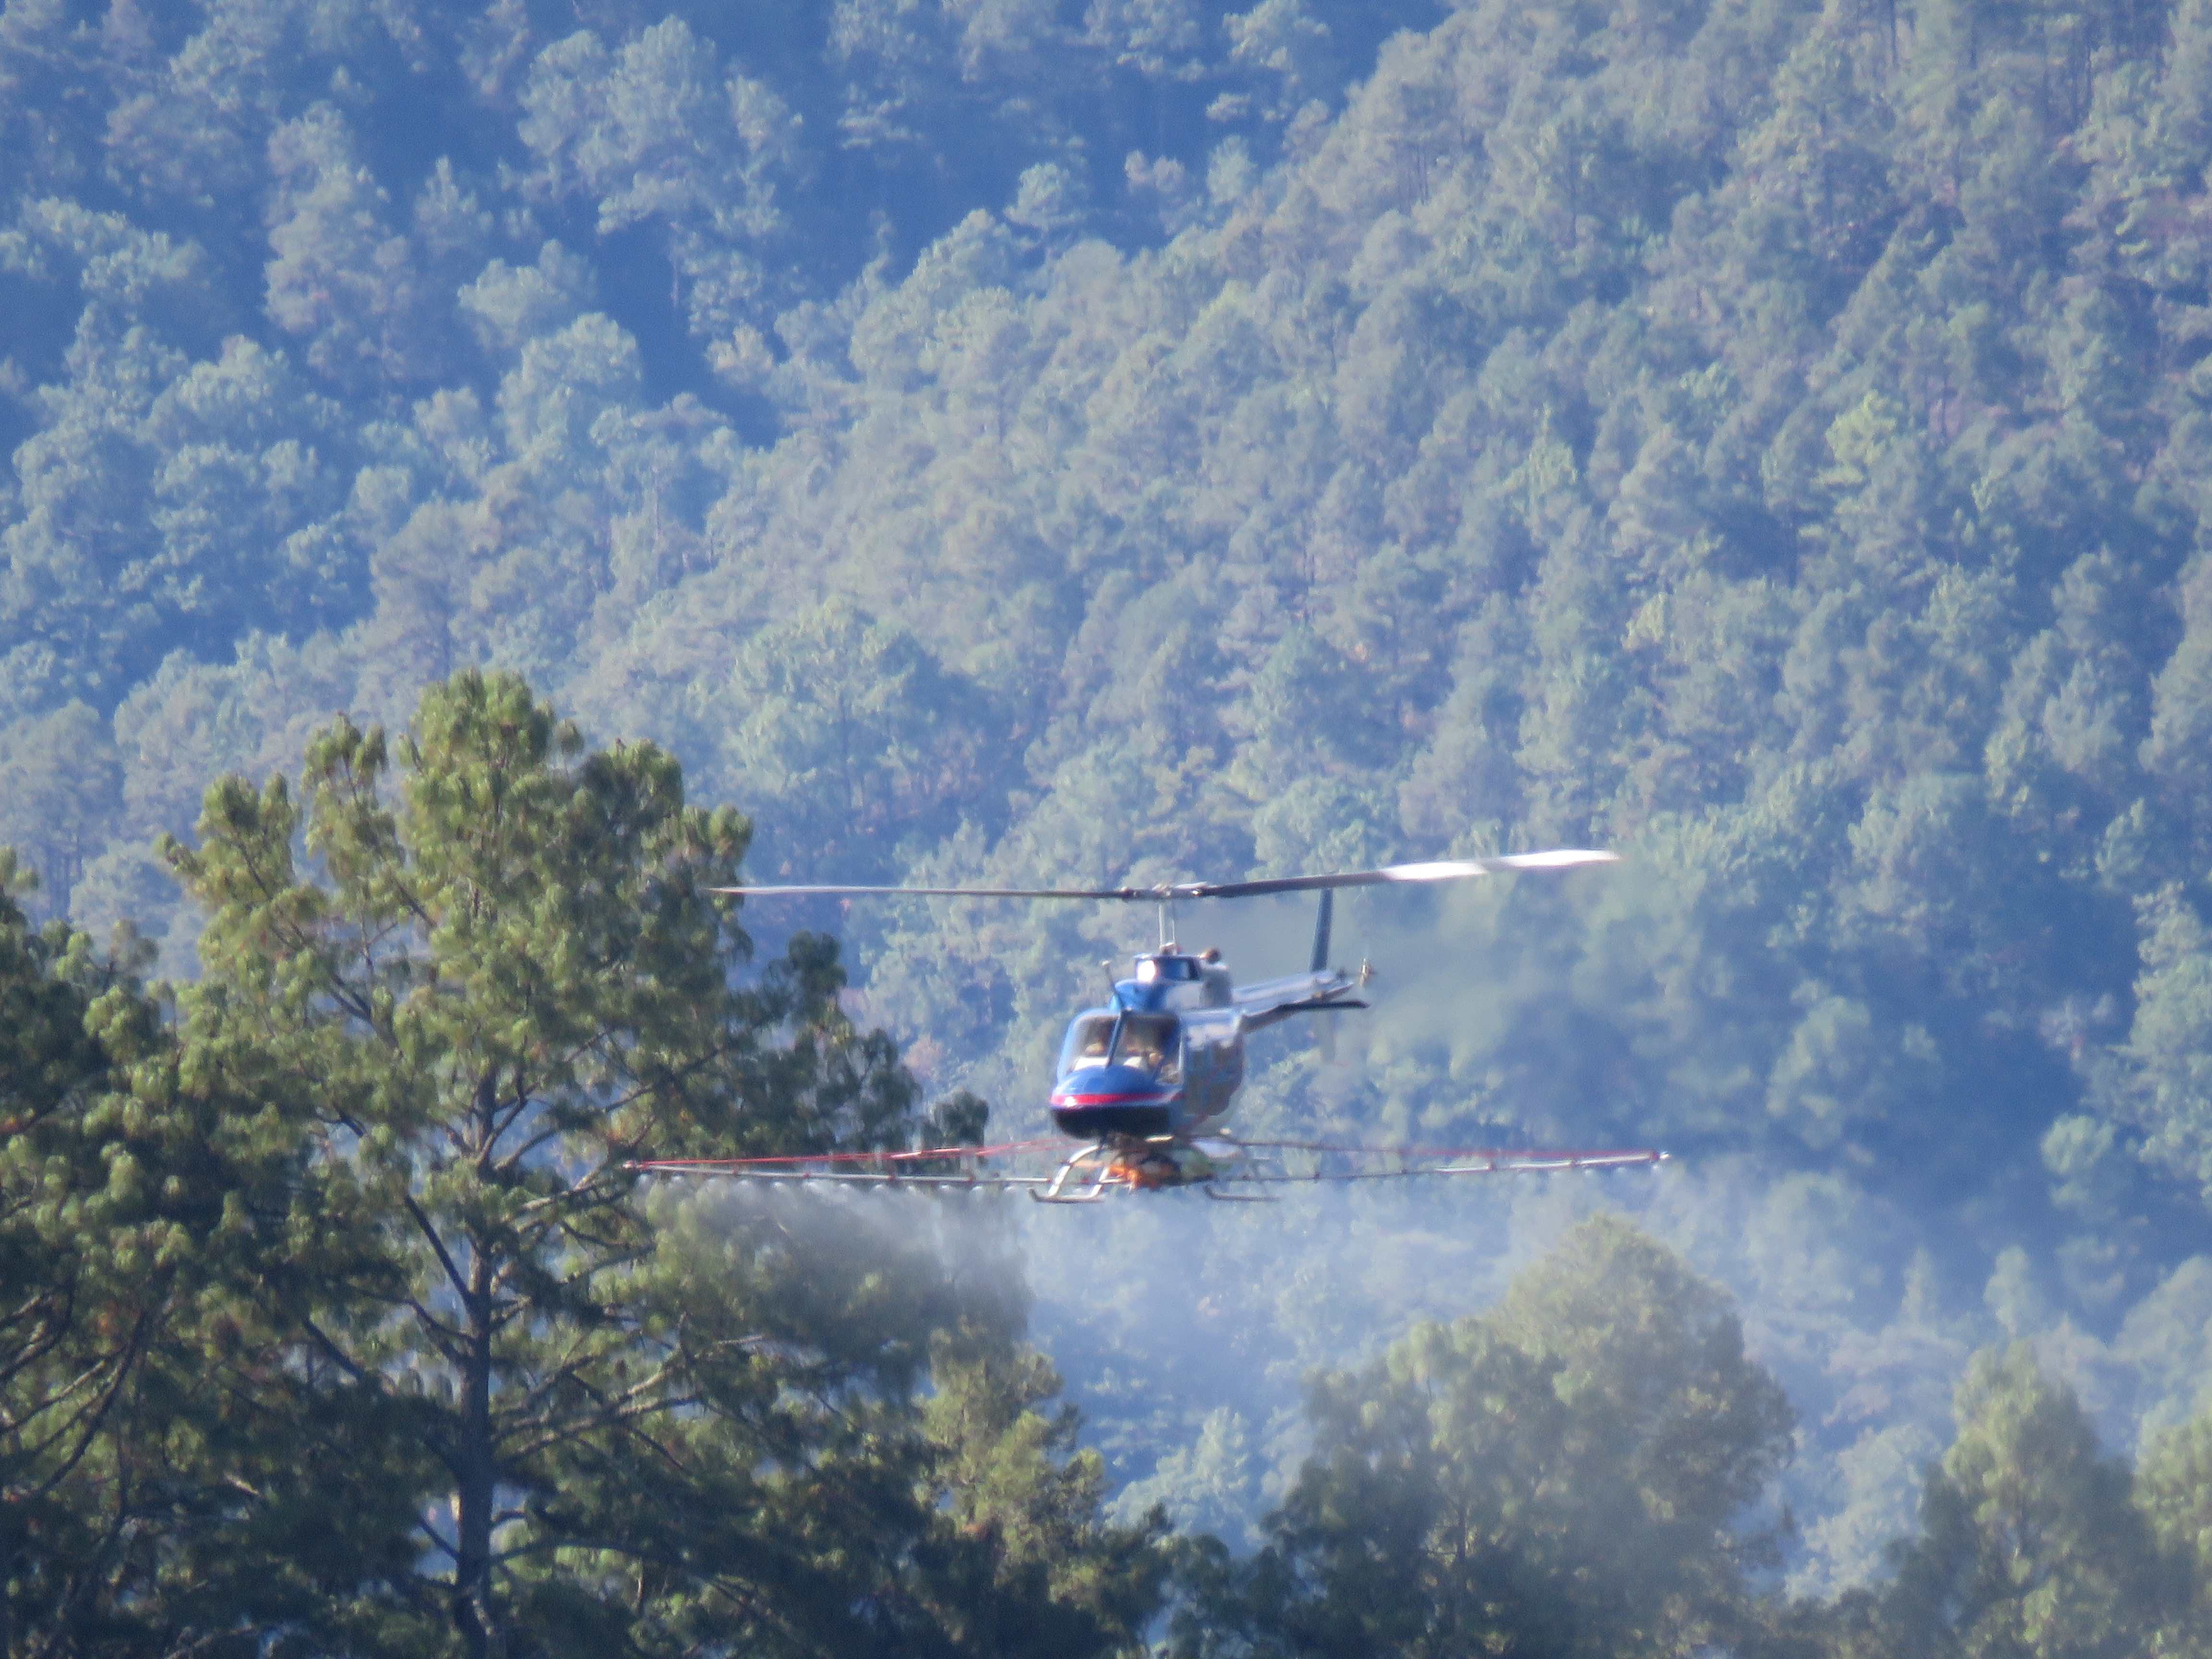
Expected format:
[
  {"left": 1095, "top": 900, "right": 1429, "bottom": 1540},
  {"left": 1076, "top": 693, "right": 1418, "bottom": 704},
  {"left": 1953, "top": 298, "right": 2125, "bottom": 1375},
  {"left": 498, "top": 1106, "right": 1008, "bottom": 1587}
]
[
  {"left": 1015, "top": 1141, "right": 2212, "bottom": 1598},
  {"left": 644, "top": 1175, "right": 1032, "bottom": 1392}
]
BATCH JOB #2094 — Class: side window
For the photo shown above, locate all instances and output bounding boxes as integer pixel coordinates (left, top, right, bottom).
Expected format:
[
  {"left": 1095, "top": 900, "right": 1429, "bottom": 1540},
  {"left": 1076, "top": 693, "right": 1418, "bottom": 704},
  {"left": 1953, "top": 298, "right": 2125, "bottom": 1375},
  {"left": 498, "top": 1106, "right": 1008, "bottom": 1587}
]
[{"left": 1059, "top": 1015, "right": 1117, "bottom": 1074}]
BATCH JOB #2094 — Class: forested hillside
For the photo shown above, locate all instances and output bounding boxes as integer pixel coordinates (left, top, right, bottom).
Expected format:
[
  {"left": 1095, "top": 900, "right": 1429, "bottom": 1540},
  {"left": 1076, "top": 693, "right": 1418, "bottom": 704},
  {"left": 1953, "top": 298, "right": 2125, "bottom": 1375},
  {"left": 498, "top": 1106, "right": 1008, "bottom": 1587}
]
[{"left": 9, "top": 0, "right": 2212, "bottom": 1648}]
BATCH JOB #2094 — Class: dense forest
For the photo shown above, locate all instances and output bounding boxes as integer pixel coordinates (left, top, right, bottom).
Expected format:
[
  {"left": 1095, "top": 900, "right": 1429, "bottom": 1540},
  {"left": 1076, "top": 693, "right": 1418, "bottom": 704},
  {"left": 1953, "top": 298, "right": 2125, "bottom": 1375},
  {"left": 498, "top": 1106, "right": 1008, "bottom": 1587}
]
[{"left": 8, "top": 0, "right": 2212, "bottom": 1651}]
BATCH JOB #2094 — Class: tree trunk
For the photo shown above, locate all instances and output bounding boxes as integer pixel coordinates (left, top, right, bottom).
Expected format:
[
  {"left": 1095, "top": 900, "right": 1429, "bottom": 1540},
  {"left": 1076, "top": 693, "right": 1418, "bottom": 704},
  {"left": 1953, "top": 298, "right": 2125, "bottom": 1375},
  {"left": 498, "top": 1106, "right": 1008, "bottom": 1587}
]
[
  {"left": 1, "top": 1520, "right": 15, "bottom": 1659},
  {"left": 455, "top": 1245, "right": 496, "bottom": 1659}
]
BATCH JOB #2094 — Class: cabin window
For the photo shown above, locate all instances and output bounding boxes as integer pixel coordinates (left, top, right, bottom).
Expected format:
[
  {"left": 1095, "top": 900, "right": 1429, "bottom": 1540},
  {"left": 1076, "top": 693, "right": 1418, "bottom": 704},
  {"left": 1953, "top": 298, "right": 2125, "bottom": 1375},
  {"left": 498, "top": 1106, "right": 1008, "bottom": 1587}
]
[
  {"left": 1113, "top": 1014, "right": 1181, "bottom": 1082},
  {"left": 1060, "top": 1015, "right": 1117, "bottom": 1074}
]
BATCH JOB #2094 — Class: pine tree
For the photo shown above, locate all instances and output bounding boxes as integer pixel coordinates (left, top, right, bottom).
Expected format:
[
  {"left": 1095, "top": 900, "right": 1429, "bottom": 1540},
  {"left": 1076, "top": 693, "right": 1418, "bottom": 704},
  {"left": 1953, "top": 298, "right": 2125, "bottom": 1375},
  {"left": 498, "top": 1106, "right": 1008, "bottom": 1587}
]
[
  {"left": 1168, "top": 1216, "right": 1795, "bottom": 1659},
  {"left": 120, "top": 667, "right": 1164, "bottom": 1656},
  {"left": 1875, "top": 1344, "right": 2158, "bottom": 1659},
  {"left": 144, "top": 667, "right": 937, "bottom": 1653}
]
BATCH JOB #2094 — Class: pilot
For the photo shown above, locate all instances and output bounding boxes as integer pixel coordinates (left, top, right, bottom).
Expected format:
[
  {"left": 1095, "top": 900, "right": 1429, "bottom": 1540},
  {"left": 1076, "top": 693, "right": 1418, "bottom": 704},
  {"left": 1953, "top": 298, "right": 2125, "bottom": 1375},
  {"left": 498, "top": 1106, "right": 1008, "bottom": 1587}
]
[{"left": 1123, "top": 1027, "right": 1166, "bottom": 1075}]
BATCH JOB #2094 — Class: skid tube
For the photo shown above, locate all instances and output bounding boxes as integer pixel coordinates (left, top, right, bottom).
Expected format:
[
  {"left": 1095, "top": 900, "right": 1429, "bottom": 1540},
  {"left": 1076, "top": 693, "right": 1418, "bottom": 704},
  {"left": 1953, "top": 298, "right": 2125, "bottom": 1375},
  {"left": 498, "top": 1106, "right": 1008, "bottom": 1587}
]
[{"left": 1032, "top": 1142, "right": 1120, "bottom": 1203}]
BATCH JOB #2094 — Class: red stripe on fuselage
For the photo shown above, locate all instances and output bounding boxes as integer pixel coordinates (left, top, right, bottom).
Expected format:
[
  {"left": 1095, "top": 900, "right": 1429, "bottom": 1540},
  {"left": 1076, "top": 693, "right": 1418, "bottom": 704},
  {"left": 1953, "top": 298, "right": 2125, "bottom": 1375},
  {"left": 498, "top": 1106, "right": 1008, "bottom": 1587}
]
[{"left": 1049, "top": 1089, "right": 1178, "bottom": 1107}]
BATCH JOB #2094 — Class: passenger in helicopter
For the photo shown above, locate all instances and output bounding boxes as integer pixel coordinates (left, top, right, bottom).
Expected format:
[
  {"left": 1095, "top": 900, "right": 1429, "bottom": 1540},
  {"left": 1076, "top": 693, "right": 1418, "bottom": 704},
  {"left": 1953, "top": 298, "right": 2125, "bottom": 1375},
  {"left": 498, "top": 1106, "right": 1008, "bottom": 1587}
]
[
  {"left": 1115, "top": 1014, "right": 1180, "bottom": 1082},
  {"left": 1070, "top": 1016, "right": 1114, "bottom": 1063},
  {"left": 1055, "top": 1012, "right": 1180, "bottom": 1083}
]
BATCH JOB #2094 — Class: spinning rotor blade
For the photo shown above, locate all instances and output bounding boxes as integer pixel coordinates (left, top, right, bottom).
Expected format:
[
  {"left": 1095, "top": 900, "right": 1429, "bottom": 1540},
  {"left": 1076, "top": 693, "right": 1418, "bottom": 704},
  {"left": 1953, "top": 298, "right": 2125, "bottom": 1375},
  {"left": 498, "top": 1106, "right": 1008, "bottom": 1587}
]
[
  {"left": 704, "top": 882, "right": 1154, "bottom": 900},
  {"left": 1200, "top": 850, "right": 1618, "bottom": 898},
  {"left": 707, "top": 849, "right": 1618, "bottom": 903}
]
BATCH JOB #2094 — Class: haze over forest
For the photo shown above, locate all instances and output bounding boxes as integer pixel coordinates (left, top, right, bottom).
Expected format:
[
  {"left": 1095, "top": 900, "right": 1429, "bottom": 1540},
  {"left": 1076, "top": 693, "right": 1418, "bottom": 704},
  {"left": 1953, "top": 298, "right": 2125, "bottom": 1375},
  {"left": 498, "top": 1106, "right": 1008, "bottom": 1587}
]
[{"left": 8, "top": 0, "right": 2212, "bottom": 1653}]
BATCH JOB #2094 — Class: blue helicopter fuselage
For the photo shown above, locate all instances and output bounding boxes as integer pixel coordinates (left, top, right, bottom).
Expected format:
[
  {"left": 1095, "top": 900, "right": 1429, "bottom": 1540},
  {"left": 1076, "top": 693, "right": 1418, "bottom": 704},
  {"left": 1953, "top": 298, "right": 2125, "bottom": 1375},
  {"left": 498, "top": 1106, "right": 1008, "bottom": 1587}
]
[{"left": 1047, "top": 948, "right": 1355, "bottom": 1141}]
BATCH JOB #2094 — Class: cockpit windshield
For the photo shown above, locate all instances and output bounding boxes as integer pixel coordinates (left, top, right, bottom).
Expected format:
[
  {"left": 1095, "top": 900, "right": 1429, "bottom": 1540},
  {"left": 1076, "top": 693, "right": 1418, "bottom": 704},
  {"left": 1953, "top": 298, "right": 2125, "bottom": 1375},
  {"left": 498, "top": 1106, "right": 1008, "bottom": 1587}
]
[
  {"left": 1115, "top": 1014, "right": 1180, "bottom": 1081},
  {"left": 1057, "top": 1012, "right": 1181, "bottom": 1083},
  {"left": 1061, "top": 1015, "right": 1117, "bottom": 1073}
]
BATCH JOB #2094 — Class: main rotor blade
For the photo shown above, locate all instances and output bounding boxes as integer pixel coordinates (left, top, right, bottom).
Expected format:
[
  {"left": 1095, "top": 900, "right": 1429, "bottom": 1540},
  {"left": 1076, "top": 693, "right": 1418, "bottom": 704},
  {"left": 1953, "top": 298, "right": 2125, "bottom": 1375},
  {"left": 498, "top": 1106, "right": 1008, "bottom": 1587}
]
[
  {"left": 703, "top": 883, "right": 1159, "bottom": 900},
  {"left": 1188, "top": 850, "right": 1618, "bottom": 900},
  {"left": 706, "top": 850, "right": 1617, "bottom": 904}
]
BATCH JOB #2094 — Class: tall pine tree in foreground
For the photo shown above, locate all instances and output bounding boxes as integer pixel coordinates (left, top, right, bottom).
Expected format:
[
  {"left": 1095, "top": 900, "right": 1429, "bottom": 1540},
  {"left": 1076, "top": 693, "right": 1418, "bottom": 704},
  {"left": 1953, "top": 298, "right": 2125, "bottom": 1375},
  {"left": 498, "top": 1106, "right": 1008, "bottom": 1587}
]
[
  {"left": 1, "top": 670, "right": 1162, "bottom": 1657},
  {"left": 0, "top": 843, "right": 393, "bottom": 1651}
]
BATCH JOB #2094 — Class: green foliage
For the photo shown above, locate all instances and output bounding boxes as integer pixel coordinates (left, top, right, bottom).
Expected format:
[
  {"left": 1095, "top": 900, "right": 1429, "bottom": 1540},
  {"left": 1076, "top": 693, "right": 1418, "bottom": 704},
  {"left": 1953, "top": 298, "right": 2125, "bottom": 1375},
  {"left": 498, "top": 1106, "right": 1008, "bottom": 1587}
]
[
  {"left": 0, "top": 673, "right": 1163, "bottom": 1655},
  {"left": 707, "top": 597, "right": 1002, "bottom": 883},
  {"left": 0, "top": 704, "right": 119, "bottom": 915},
  {"left": 0, "top": 851, "right": 131, "bottom": 1565},
  {"left": 151, "top": 667, "right": 902, "bottom": 1652},
  {"left": 920, "top": 1330, "right": 1170, "bottom": 1652},
  {"left": 0, "top": 844, "right": 393, "bottom": 1654},
  {"left": 11, "top": 0, "right": 2212, "bottom": 1635},
  {"left": 2139, "top": 1406, "right": 2212, "bottom": 1657},
  {"left": 1843, "top": 1345, "right": 2167, "bottom": 1659},
  {"left": 1168, "top": 1218, "right": 1795, "bottom": 1659},
  {"left": 2113, "top": 887, "right": 2212, "bottom": 1202}
]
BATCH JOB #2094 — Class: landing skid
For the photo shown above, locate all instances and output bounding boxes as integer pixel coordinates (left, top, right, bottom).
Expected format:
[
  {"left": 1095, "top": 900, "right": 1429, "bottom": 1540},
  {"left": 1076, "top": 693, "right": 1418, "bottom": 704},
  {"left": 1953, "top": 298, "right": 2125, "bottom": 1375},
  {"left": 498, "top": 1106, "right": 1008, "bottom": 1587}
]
[{"left": 1032, "top": 1142, "right": 1120, "bottom": 1203}]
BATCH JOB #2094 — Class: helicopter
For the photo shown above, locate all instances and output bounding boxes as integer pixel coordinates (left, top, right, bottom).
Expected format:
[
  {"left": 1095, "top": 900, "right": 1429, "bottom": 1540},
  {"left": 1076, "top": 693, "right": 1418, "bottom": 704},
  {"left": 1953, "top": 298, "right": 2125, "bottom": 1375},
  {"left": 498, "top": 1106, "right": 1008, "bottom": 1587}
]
[{"left": 634, "top": 851, "right": 1668, "bottom": 1201}]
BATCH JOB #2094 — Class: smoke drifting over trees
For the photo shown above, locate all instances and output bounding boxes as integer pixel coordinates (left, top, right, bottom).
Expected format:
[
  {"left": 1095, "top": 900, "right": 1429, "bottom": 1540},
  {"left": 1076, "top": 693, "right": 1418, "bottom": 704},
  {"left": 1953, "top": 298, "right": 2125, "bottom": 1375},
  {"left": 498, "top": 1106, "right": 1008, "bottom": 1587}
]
[{"left": 8, "top": 0, "right": 2212, "bottom": 1651}]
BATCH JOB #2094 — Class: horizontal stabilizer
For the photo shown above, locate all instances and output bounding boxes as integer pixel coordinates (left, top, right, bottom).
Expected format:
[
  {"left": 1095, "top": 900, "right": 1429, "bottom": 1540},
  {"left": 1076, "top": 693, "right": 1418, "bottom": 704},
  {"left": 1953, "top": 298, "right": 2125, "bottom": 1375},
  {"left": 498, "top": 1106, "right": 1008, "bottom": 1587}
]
[{"left": 1234, "top": 968, "right": 1364, "bottom": 1028}]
